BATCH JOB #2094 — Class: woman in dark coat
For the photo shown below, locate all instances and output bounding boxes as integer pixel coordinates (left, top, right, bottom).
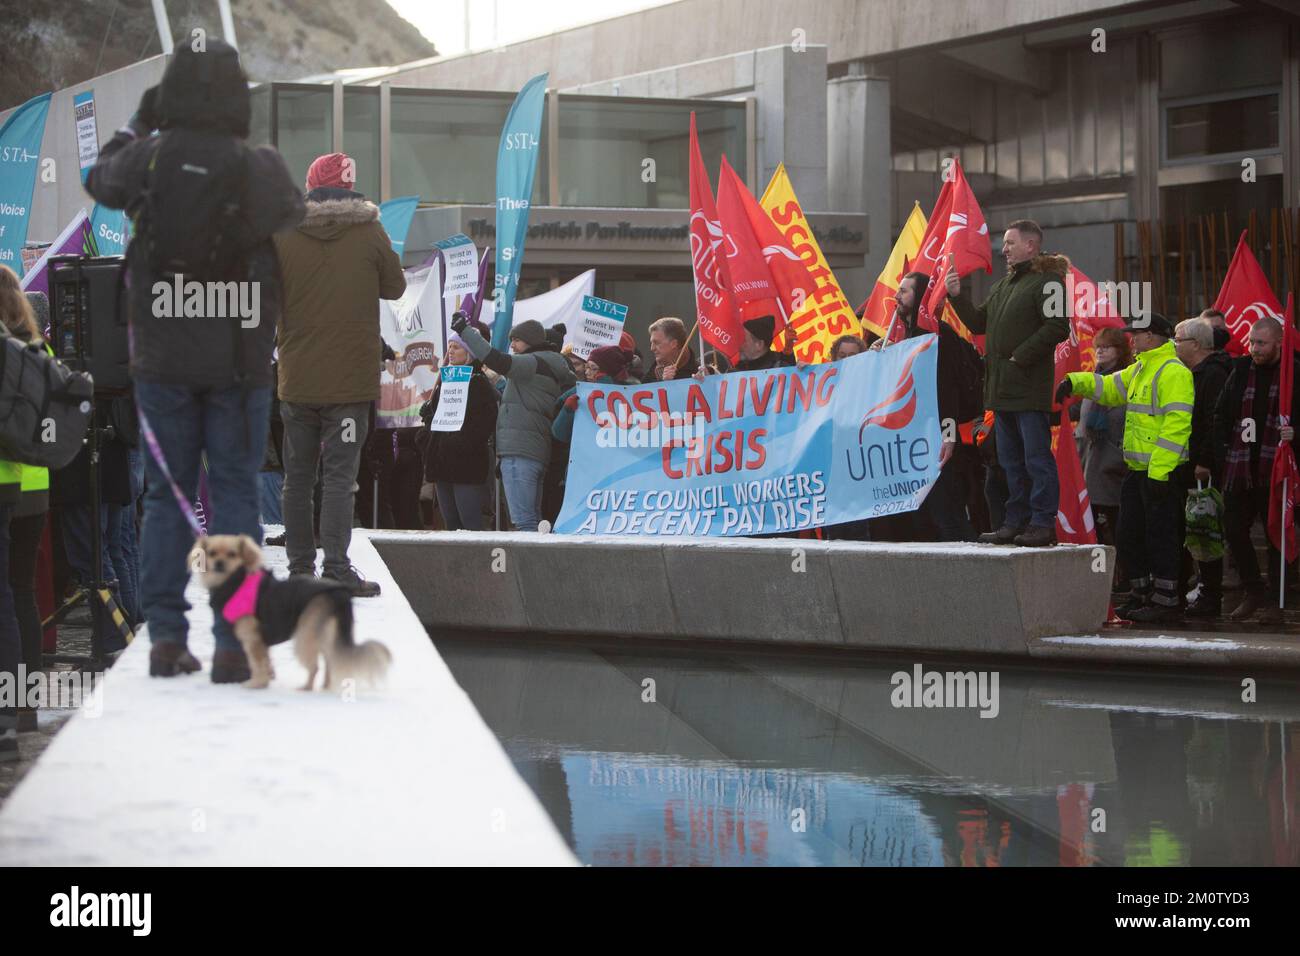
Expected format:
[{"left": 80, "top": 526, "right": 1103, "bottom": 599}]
[{"left": 418, "top": 333, "right": 499, "bottom": 531}]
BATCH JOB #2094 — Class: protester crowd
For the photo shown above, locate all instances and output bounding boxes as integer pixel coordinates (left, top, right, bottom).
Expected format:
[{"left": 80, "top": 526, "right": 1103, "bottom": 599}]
[{"left": 1, "top": 42, "right": 1296, "bottom": 763}]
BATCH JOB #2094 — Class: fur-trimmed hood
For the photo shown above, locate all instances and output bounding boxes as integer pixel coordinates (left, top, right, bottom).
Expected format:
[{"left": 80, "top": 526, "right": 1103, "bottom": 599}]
[
  {"left": 297, "top": 195, "right": 380, "bottom": 240},
  {"left": 1026, "top": 253, "right": 1070, "bottom": 277}
]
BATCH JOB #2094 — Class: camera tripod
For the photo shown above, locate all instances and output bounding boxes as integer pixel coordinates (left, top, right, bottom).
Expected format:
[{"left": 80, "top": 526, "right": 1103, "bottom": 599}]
[{"left": 42, "top": 395, "right": 135, "bottom": 670}]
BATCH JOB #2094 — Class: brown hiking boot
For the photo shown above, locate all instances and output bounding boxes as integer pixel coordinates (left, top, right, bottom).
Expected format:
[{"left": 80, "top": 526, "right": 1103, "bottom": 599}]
[
  {"left": 149, "top": 642, "right": 202, "bottom": 677},
  {"left": 211, "top": 647, "right": 252, "bottom": 684},
  {"left": 1013, "top": 525, "right": 1057, "bottom": 548},
  {"left": 1229, "top": 593, "right": 1261, "bottom": 622},
  {"left": 979, "top": 525, "right": 1025, "bottom": 545},
  {"left": 1254, "top": 604, "right": 1284, "bottom": 627}
]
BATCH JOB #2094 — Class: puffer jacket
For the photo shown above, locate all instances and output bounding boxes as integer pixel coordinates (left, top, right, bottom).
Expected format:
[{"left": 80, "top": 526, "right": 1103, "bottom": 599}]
[
  {"left": 273, "top": 189, "right": 407, "bottom": 404},
  {"left": 459, "top": 325, "right": 576, "bottom": 465},
  {"left": 950, "top": 253, "right": 1070, "bottom": 412},
  {"left": 1075, "top": 363, "right": 1127, "bottom": 508}
]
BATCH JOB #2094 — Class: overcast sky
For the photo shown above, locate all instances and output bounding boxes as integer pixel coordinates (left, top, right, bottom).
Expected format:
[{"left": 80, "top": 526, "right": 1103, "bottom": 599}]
[{"left": 386, "top": 0, "right": 676, "bottom": 56}]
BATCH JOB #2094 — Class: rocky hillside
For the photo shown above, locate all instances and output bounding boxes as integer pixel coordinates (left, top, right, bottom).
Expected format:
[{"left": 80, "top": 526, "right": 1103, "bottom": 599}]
[{"left": 1, "top": 0, "right": 437, "bottom": 110}]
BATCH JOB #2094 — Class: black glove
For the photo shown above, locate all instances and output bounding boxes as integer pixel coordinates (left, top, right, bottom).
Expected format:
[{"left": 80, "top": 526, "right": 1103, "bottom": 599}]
[
  {"left": 133, "top": 86, "right": 160, "bottom": 134},
  {"left": 1054, "top": 379, "right": 1072, "bottom": 405},
  {"left": 450, "top": 311, "right": 469, "bottom": 335},
  {"left": 381, "top": 341, "right": 396, "bottom": 363},
  {"left": 1146, "top": 474, "right": 1173, "bottom": 498}
]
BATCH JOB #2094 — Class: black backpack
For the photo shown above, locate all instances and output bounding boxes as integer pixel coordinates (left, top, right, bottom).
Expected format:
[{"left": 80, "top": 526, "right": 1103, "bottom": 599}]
[
  {"left": 0, "top": 328, "right": 95, "bottom": 469},
  {"left": 132, "top": 131, "right": 250, "bottom": 282}
]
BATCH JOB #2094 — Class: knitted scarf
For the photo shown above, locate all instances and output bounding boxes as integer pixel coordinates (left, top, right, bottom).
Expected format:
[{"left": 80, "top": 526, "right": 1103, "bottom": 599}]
[{"left": 1224, "top": 365, "right": 1281, "bottom": 491}]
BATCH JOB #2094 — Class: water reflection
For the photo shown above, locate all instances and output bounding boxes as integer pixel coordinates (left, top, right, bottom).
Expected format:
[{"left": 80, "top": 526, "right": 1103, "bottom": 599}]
[{"left": 436, "top": 636, "right": 1300, "bottom": 867}]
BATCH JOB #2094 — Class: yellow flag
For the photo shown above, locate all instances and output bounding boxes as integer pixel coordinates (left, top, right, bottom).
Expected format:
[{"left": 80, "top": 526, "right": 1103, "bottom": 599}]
[
  {"left": 861, "top": 202, "right": 975, "bottom": 345},
  {"left": 860, "top": 203, "right": 928, "bottom": 337},
  {"left": 759, "top": 164, "right": 862, "bottom": 363}
]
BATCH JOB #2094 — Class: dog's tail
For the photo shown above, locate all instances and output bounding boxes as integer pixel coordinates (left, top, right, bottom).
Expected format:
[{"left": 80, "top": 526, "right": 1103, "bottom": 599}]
[{"left": 322, "top": 592, "right": 391, "bottom": 688}]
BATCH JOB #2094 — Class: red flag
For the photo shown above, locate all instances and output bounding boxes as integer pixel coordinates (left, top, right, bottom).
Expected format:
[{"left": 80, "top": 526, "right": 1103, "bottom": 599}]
[
  {"left": 916, "top": 159, "right": 992, "bottom": 326},
  {"left": 714, "top": 155, "right": 785, "bottom": 333},
  {"left": 717, "top": 157, "right": 811, "bottom": 331},
  {"left": 1269, "top": 293, "right": 1298, "bottom": 559},
  {"left": 1054, "top": 265, "right": 1126, "bottom": 382},
  {"left": 688, "top": 113, "right": 743, "bottom": 362},
  {"left": 1214, "top": 231, "right": 1284, "bottom": 357},
  {"left": 1054, "top": 406, "right": 1096, "bottom": 545}
]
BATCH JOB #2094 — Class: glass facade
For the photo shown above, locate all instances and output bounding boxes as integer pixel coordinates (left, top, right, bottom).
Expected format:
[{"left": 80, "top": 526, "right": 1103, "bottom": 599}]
[
  {"left": 1164, "top": 93, "right": 1279, "bottom": 163},
  {"left": 558, "top": 97, "right": 746, "bottom": 208},
  {"left": 389, "top": 90, "right": 548, "bottom": 205},
  {"left": 257, "top": 83, "right": 747, "bottom": 208},
  {"left": 248, "top": 85, "right": 271, "bottom": 148},
  {"left": 274, "top": 86, "right": 334, "bottom": 190}
]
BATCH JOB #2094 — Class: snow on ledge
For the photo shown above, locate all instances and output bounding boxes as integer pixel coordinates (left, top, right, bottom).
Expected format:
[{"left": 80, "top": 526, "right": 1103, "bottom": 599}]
[
  {"left": 1041, "top": 634, "right": 1247, "bottom": 651},
  {"left": 0, "top": 531, "right": 575, "bottom": 866}
]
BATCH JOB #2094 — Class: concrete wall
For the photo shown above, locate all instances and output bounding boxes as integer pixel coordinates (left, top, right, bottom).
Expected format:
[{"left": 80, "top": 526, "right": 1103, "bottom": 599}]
[
  {"left": 371, "top": 532, "right": 1113, "bottom": 654},
  {"left": 1, "top": 56, "right": 169, "bottom": 245},
  {"left": 370, "top": 0, "right": 1150, "bottom": 94}
]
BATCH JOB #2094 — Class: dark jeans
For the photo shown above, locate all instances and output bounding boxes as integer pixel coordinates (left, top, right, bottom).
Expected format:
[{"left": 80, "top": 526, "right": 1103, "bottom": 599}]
[
  {"left": 0, "top": 503, "right": 18, "bottom": 730},
  {"left": 1118, "top": 471, "right": 1183, "bottom": 607},
  {"left": 918, "top": 451, "right": 977, "bottom": 542},
  {"left": 436, "top": 482, "right": 486, "bottom": 531},
  {"left": 1224, "top": 486, "right": 1282, "bottom": 597},
  {"left": 993, "top": 410, "right": 1058, "bottom": 529},
  {"left": 9, "top": 511, "right": 46, "bottom": 670},
  {"left": 281, "top": 401, "right": 369, "bottom": 575},
  {"left": 135, "top": 381, "right": 270, "bottom": 651}
]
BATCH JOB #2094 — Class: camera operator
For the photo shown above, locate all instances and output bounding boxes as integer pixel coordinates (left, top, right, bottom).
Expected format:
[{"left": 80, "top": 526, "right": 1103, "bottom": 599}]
[{"left": 85, "top": 40, "right": 304, "bottom": 682}]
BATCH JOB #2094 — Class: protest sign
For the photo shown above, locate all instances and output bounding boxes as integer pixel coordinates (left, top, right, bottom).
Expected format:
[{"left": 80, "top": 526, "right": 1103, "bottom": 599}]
[
  {"left": 378, "top": 258, "right": 445, "bottom": 428},
  {"left": 572, "top": 295, "right": 628, "bottom": 359},
  {"left": 429, "top": 365, "right": 473, "bottom": 432},
  {"left": 436, "top": 233, "right": 479, "bottom": 299},
  {"left": 74, "top": 91, "right": 98, "bottom": 181},
  {"left": 555, "top": 336, "right": 941, "bottom": 536}
]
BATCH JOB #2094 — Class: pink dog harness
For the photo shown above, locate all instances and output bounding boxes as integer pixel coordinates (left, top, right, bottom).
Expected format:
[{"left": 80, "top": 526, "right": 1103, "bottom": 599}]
[{"left": 222, "top": 567, "right": 266, "bottom": 624}]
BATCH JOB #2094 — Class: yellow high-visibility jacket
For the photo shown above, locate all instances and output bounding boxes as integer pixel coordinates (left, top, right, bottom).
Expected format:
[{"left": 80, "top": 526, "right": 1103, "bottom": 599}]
[{"left": 1066, "top": 339, "right": 1194, "bottom": 481}]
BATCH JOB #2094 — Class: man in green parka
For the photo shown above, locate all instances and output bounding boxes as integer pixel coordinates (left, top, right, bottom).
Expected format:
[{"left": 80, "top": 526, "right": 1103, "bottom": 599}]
[{"left": 946, "top": 220, "right": 1070, "bottom": 547}]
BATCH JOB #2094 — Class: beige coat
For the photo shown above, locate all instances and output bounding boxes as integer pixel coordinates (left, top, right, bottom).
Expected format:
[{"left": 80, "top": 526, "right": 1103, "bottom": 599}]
[{"left": 273, "top": 194, "right": 406, "bottom": 404}]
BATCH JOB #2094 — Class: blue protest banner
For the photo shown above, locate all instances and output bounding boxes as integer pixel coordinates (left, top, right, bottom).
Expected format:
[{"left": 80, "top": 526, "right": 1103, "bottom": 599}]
[
  {"left": 491, "top": 72, "right": 548, "bottom": 351},
  {"left": 555, "top": 336, "right": 942, "bottom": 536},
  {"left": 88, "top": 203, "right": 130, "bottom": 256},
  {"left": 379, "top": 195, "right": 420, "bottom": 257},
  {"left": 0, "top": 93, "right": 52, "bottom": 276}
]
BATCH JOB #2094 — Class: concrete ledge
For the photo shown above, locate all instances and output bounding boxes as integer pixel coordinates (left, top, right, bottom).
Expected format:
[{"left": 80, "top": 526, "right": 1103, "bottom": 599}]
[
  {"left": 1030, "top": 631, "right": 1300, "bottom": 670},
  {"left": 371, "top": 532, "right": 1114, "bottom": 656},
  {"left": 0, "top": 533, "right": 576, "bottom": 866}
]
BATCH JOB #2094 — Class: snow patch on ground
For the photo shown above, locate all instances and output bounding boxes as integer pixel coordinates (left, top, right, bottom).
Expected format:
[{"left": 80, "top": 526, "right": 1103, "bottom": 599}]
[
  {"left": 0, "top": 533, "right": 575, "bottom": 866},
  {"left": 1042, "top": 634, "right": 1246, "bottom": 650}
]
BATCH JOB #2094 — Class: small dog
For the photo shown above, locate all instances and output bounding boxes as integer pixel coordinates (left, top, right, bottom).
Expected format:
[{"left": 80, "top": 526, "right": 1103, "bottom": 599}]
[{"left": 191, "top": 534, "right": 391, "bottom": 691}]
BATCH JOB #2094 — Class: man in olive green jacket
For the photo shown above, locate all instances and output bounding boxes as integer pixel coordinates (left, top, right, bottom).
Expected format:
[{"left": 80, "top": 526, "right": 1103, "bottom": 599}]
[
  {"left": 274, "top": 153, "right": 406, "bottom": 595},
  {"left": 946, "top": 219, "right": 1069, "bottom": 547}
]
